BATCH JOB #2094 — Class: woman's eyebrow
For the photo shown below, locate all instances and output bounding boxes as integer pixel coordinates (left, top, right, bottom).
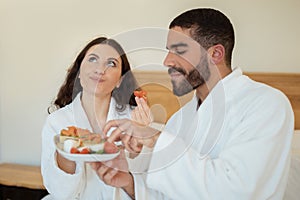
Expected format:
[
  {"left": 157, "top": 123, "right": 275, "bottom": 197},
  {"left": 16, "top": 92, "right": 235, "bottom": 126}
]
[
  {"left": 108, "top": 57, "right": 120, "bottom": 63},
  {"left": 88, "top": 53, "right": 100, "bottom": 58}
]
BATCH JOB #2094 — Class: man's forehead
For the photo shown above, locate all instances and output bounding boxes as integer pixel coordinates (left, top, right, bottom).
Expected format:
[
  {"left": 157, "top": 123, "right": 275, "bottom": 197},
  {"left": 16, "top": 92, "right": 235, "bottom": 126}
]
[{"left": 166, "top": 27, "right": 199, "bottom": 49}]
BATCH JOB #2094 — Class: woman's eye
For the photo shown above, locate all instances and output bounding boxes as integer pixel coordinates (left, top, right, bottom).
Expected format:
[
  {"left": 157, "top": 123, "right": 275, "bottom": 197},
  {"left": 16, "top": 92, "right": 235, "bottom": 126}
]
[
  {"left": 106, "top": 60, "right": 116, "bottom": 67},
  {"left": 88, "top": 56, "right": 97, "bottom": 63}
]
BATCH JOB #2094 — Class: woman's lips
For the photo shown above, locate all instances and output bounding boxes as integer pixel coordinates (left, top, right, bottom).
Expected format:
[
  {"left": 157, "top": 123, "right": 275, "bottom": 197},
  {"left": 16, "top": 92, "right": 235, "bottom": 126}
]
[{"left": 90, "top": 76, "right": 104, "bottom": 82}]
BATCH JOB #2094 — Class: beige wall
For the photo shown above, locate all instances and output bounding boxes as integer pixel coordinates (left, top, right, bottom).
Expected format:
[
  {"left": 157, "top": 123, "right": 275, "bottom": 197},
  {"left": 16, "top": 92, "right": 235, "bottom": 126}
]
[{"left": 0, "top": 0, "right": 299, "bottom": 165}]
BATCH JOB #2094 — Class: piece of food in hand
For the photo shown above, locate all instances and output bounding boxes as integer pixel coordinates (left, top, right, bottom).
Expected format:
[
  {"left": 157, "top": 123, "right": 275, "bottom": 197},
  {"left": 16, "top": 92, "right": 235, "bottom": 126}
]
[
  {"left": 59, "top": 126, "right": 119, "bottom": 154},
  {"left": 134, "top": 90, "right": 147, "bottom": 101},
  {"left": 104, "top": 142, "right": 120, "bottom": 154}
]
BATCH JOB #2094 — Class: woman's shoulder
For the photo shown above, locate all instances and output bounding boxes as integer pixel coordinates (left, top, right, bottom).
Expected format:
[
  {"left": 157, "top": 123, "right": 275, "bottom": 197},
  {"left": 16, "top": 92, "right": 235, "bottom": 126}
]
[{"left": 46, "top": 103, "right": 74, "bottom": 125}]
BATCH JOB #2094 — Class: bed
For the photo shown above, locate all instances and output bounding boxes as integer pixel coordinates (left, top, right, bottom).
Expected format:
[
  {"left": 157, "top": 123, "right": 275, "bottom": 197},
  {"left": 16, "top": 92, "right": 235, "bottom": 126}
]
[{"left": 134, "top": 70, "right": 300, "bottom": 199}]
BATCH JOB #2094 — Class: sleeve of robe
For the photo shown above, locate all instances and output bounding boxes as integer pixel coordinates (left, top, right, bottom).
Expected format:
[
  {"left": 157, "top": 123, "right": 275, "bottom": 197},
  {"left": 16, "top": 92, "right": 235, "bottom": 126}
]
[
  {"left": 41, "top": 116, "right": 86, "bottom": 199},
  {"left": 143, "top": 89, "right": 294, "bottom": 199}
]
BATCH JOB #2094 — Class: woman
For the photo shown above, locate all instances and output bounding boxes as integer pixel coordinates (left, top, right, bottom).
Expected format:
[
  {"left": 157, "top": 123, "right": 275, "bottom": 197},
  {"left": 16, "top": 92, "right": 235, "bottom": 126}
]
[{"left": 41, "top": 37, "right": 146, "bottom": 199}]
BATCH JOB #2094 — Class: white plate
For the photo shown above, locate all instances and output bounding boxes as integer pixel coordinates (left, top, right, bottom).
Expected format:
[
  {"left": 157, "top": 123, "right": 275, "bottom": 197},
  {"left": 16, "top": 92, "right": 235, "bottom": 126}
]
[{"left": 54, "top": 135, "right": 120, "bottom": 162}]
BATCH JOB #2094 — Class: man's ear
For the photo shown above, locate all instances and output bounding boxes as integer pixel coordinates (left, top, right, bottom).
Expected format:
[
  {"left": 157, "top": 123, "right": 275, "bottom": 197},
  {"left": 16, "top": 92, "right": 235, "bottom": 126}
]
[{"left": 208, "top": 44, "right": 225, "bottom": 65}]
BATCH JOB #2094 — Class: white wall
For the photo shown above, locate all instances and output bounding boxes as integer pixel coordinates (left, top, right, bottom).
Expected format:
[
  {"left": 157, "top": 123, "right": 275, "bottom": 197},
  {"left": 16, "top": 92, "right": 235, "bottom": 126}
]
[{"left": 0, "top": 0, "right": 299, "bottom": 166}]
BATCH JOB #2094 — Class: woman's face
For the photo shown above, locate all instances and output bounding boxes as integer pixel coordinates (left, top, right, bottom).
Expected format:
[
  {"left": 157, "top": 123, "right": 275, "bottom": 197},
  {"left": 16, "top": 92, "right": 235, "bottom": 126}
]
[{"left": 79, "top": 44, "right": 122, "bottom": 97}]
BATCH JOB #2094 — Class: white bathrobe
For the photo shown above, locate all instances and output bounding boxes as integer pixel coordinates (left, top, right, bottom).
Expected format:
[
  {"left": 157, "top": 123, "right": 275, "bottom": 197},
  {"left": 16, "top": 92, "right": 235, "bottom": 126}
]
[
  {"left": 128, "top": 68, "right": 294, "bottom": 200},
  {"left": 41, "top": 93, "right": 134, "bottom": 200}
]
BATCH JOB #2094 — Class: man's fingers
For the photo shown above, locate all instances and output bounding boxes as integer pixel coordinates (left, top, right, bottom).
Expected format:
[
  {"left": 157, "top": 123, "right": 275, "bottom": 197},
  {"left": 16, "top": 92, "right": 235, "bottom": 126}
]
[
  {"left": 89, "top": 162, "right": 101, "bottom": 171},
  {"left": 103, "top": 120, "right": 119, "bottom": 136},
  {"left": 103, "top": 150, "right": 129, "bottom": 172},
  {"left": 107, "top": 126, "right": 124, "bottom": 143},
  {"left": 95, "top": 163, "right": 110, "bottom": 180},
  {"left": 121, "top": 134, "right": 132, "bottom": 152},
  {"left": 130, "top": 138, "right": 143, "bottom": 152},
  {"left": 103, "top": 169, "right": 118, "bottom": 185}
]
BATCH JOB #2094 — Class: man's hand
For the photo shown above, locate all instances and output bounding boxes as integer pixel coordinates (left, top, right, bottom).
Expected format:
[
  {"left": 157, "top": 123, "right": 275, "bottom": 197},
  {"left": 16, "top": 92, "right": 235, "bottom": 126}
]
[
  {"left": 90, "top": 150, "right": 135, "bottom": 198},
  {"left": 103, "top": 119, "right": 160, "bottom": 150}
]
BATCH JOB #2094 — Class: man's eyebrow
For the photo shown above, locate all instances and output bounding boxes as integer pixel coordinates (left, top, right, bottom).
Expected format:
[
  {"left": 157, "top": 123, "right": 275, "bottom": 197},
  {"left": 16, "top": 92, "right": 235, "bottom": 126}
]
[{"left": 167, "top": 43, "right": 188, "bottom": 50}]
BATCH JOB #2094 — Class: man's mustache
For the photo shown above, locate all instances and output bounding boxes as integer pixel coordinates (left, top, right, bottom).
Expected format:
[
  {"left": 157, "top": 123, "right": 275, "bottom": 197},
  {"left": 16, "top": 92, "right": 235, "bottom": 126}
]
[{"left": 168, "top": 67, "right": 187, "bottom": 76}]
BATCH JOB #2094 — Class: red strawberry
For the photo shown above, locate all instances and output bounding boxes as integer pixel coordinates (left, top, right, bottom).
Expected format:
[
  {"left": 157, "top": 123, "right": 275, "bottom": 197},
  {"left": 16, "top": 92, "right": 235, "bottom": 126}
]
[{"left": 134, "top": 90, "right": 147, "bottom": 101}]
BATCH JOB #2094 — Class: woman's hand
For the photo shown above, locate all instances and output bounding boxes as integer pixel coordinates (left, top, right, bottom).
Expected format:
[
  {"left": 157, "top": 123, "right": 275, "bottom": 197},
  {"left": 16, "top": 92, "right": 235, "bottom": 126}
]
[
  {"left": 56, "top": 151, "right": 76, "bottom": 174},
  {"left": 131, "top": 97, "right": 153, "bottom": 126},
  {"left": 128, "top": 97, "right": 153, "bottom": 157}
]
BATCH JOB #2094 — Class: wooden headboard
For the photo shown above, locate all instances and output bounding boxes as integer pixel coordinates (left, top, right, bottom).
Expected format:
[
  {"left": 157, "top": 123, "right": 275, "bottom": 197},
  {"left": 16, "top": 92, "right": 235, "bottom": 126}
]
[{"left": 133, "top": 70, "right": 300, "bottom": 129}]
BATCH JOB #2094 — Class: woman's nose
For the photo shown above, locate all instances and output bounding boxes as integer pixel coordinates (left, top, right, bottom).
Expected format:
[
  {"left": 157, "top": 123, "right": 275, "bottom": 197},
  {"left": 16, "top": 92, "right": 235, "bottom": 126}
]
[{"left": 94, "top": 63, "right": 108, "bottom": 74}]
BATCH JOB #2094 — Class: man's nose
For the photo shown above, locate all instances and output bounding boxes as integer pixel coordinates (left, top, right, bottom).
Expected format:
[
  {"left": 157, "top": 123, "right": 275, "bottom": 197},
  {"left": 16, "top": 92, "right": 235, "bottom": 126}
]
[{"left": 163, "top": 52, "right": 176, "bottom": 68}]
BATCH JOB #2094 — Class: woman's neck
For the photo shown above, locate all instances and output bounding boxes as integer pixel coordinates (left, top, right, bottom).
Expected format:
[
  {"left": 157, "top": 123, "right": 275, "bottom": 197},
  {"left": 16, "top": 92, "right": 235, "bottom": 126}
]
[{"left": 81, "top": 92, "right": 111, "bottom": 134}]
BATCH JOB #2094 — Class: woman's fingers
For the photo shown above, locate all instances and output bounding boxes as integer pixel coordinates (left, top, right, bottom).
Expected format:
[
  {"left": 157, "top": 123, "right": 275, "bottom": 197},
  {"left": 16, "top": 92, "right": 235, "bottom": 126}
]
[
  {"left": 131, "top": 109, "right": 138, "bottom": 122},
  {"left": 134, "top": 97, "right": 152, "bottom": 125}
]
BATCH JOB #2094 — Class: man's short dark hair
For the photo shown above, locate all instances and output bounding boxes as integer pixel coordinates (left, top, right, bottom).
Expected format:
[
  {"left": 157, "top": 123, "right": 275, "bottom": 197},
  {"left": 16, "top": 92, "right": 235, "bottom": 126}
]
[{"left": 169, "top": 8, "right": 235, "bottom": 67}]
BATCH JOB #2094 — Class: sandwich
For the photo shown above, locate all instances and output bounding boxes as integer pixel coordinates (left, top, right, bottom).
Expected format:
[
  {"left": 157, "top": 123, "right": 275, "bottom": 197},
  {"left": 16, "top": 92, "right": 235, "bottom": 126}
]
[{"left": 59, "top": 126, "right": 119, "bottom": 154}]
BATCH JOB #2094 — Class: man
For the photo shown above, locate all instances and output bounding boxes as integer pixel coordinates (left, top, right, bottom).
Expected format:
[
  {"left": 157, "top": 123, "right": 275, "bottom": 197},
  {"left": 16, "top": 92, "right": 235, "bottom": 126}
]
[{"left": 92, "top": 8, "right": 294, "bottom": 199}]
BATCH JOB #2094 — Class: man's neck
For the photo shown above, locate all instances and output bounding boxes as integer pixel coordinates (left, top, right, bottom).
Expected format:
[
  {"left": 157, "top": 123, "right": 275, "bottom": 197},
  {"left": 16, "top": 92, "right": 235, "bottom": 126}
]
[{"left": 196, "top": 65, "right": 232, "bottom": 102}]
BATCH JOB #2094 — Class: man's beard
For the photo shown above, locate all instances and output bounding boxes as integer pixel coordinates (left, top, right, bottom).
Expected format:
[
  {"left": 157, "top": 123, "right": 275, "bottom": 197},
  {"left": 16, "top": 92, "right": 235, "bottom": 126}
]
[{"left": 168, "top": 56, "right": 210, "bottom": 96}]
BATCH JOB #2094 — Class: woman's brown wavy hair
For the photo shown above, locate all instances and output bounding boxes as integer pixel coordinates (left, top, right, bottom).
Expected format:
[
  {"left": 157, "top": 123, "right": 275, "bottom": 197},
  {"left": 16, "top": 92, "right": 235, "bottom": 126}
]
[{"left": 48, "top": 37, "right": 138, "bottom": 113}]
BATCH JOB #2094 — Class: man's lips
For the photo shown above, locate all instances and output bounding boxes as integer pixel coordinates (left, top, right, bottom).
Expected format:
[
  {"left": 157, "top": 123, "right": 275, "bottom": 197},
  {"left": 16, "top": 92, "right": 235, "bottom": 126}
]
[
  {"left": 168, "top": 67, "right": 186, "bottom": 74},
  {"left": 168, "top": 68, "right": 185, "bottom": 79},
  {"left": 169, "top": 72, "right": 183, "bottom": 78}
]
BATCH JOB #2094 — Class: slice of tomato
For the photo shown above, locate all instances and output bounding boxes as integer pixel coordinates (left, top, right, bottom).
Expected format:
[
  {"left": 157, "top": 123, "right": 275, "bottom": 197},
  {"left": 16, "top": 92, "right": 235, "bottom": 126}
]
[
  {"left": 79, "top": 148, "right": 90, "bottom": 154},
  {"left": 70, "top": 147, "right": 80, "bottom": 154}
]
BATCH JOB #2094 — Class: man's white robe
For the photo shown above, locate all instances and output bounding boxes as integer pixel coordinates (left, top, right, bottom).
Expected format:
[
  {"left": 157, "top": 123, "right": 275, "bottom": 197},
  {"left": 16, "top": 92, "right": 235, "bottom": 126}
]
[{"left": 130, "top": 68, "right": 294, "bottom": 200}]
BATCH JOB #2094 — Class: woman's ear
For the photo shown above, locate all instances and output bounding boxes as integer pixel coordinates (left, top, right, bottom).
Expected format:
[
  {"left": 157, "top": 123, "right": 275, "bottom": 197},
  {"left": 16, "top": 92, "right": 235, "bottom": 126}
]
[{"left": 208, "top": 44, "right": 225, "bottom": 65}]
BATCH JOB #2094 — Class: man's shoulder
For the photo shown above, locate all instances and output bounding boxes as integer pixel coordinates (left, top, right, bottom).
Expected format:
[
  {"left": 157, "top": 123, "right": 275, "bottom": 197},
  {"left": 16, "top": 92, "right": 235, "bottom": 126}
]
[
  {"left": 237, "top": 78, "right": 293, "bottom": 118},
  {"left": 246, "top": 78, "right": 289, "bottom": 103}
]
